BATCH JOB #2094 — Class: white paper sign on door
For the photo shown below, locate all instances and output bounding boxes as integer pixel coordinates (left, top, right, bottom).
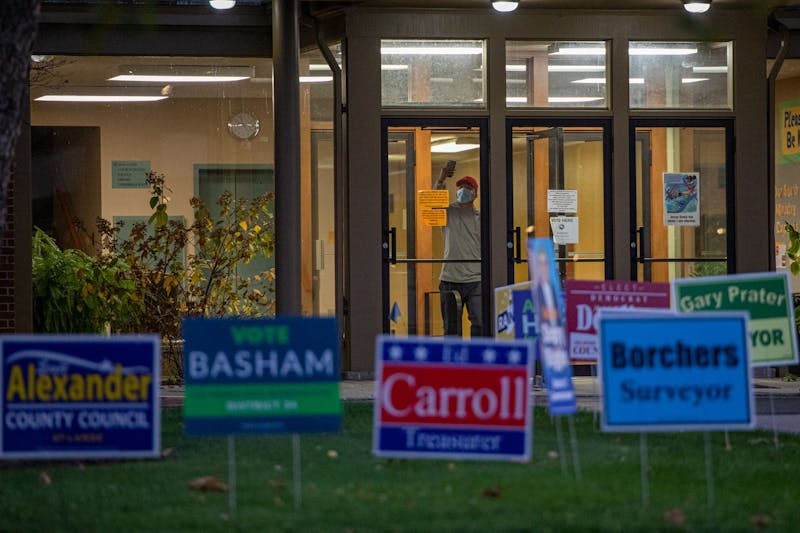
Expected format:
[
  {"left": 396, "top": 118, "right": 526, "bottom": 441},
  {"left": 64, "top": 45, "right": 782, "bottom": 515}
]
[
  {"left": 547, "top": 190, "right": 578, "bottom": 213},
  {"left": 663, "top": 172, "right": 699, "bottom": 226},
  {"left": 550, "top": 216, "right": 579, "bottom": 244}
]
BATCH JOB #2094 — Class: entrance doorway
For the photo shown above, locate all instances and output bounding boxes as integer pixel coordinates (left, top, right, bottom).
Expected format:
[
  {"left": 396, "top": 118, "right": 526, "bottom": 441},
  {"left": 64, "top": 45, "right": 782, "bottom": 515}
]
[
  {"left": 382, "top": 119, "right": 488, "bottom": 337},
  {"left": 508, "top": 122, "right": 611, "bottom": 284},
  {"left": 631, "top": 121, "right": 732, "bottom": 281}
]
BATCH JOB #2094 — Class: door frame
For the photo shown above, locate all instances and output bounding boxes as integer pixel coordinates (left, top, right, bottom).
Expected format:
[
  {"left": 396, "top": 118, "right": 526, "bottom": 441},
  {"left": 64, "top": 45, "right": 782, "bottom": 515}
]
[
  {"left": 628, "top": 118, "right": 735, "bottom": 280},
  {"left": 380, "top": 116, "right": 490, "bottom": 335},
  {"left": 505, "top": 118, "right": 613, "bottom": 283}
]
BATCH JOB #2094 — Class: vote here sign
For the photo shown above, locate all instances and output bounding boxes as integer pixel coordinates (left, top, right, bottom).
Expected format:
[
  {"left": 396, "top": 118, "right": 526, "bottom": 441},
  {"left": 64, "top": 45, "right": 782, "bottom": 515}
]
[
  {"left": 673, "top": 272, "right": 798, "bottom": 367},
  {"left": 373, "top": 335, "right": 534, "bottom": 461},
  {"left": 598, "top": 311, "right": 754, "bottom": 432},
  {"left": 183, "top": 317, "right": 341, "bottom": 436}
]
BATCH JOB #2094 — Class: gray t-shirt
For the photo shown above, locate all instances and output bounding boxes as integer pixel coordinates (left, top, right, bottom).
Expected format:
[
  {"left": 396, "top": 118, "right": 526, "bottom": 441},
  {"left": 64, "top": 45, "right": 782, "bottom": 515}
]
[{"left": 439, "top": 202, "right": 481, "bottom": 283}]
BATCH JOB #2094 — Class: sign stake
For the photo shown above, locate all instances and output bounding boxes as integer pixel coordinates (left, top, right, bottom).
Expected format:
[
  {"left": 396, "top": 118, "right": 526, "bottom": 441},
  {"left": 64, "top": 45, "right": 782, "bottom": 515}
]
[
  {"left": 723, "top": 430, "right": 731, "bottom": 451},
  {"left": 591, "top": 364, "right": 599, "bottom": 432},
  {"left": 768, "top": 392, "right": 780, "bottom": 449},
  {"left": 703, "top": 431, "right": 715, "bottom": 511},
  {"left": 292, "top": 433, "right": 302, "bottom": 510},
  {"left": 228, "top": 435, "right": 237, "bottom": 516},
  {"left": 639, "top": 433, "right": 650, "bottom": 508},
  {"left": 567, "top": 415, "right": 582, "bottom": 482},
  {"left": 554, "top": 416, "right": 568, "bottom": 476}
]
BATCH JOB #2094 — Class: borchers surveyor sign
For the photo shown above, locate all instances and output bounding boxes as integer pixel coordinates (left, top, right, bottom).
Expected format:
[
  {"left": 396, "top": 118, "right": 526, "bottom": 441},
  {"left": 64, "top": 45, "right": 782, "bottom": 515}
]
[
  {"left": 598, "top": 311, "right": 754, "bottom": 432},
  {"left": 673, "top": 272, "right": 798, "bottom": 367}
]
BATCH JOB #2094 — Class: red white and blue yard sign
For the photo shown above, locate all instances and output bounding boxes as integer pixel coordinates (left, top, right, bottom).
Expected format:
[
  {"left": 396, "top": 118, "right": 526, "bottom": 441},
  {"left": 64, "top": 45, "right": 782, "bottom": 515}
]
[{"left": 373, "top": 335, "right": 534, "bottom": 461}]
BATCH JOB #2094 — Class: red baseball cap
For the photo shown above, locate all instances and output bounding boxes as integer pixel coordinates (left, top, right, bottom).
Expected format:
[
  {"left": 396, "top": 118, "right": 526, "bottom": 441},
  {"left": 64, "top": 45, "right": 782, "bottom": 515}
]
[{"left": 456, "top": 176, "right": 478, "bottom": 191}]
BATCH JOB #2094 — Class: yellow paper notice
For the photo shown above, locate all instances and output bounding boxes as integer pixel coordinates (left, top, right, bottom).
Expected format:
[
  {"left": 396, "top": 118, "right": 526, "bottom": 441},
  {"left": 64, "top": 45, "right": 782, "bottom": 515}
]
[{"left": 418, "top": 189, "right": 449, "bottom": 227}]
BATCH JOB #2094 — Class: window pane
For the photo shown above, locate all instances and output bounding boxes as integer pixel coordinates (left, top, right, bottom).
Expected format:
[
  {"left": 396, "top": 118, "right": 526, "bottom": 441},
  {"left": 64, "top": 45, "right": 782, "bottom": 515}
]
[
  {"left": 506, "top": 41, "right": 608, "bottom": 109},
  {"left": 381, "top": 39, "right": 485, "bottom": 107},
  {"left": 630, "top": 41, "right": 732, "bottom": 109}
]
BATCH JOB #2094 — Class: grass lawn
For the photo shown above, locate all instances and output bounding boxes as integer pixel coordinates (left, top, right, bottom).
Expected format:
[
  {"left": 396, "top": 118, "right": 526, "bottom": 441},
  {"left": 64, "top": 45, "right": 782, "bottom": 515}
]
[{"left": 1, "top": 402, "right": 799, "bottom": 532}]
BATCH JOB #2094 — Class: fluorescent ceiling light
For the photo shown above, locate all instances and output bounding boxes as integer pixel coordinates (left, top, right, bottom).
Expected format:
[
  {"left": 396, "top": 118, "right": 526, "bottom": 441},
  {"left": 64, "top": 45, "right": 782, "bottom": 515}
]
[
  {"left": 572, "top": 77, "right": 643, "bottom": 84},
  {"left": 547, "top": 65, "right": 605, "bottom": 73},
  {"left": 308, "top": 64, "right": 332, "bottom": 71},
  {"left": 299, "top": 76, "right": 333, "bottom": 83},
  {"left": 380, "top": 46, "right": 483, "bottom": 55},
  {"left": 36, "top": 95, "right": 167, "bottom": 103},
  {"left": 110, "top": 65, "right": 253, "bottom": 83},
  {"left": 430, "top": 142, "right": 480, "bottom": 153},
  {"left": 550, "top": 47, "right": 606, "bottom": 56},
  {"left": 209, "top": 0, "right": 235, "bottom": 9},
  {"left": 381, "top": 64, "right": 409, "bottom": 71},
  {"left": 547, "top": 96, "right": 604, "bottom": 103},
  {"left": 430, "top": 77, "right": 454, "bottom": 83},
  {"left": 629, "top": 47, "right": 697, "bottom": 56},
  {"left": 681, "top": 77, "right": 708, "bottom": 83},
  {"left": 693, "top": 65, "right": 728, "bottom": 73},
  {"left": 492, "top": 1, "right": 519, "bottom": 12}
]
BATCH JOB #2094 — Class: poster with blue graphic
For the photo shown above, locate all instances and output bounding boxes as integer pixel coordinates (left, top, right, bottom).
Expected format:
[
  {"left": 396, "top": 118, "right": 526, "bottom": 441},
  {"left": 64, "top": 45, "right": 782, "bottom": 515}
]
[
  {"left": 526, "top": 238, "right": 576, "bottom": 416},
  {"left": 663, "top": 172, "right": 699, "bottom": 226},
  {"left": 1, "top": 335, "right": 160, "bottom": 460},
  {"left": 598, "top": 310, "right": 754, "bottom": 432}
]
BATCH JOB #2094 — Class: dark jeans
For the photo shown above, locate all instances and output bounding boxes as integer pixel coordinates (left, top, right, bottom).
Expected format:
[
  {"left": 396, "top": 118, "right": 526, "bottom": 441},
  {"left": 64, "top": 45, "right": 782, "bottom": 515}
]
[{"left": 439, "top": 280, "right": 482, "bottom": 338}]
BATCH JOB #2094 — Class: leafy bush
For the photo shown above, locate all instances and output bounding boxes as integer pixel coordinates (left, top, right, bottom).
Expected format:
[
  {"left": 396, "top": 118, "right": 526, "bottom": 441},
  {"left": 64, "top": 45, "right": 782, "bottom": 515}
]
[{"left": 32, "top": 228, "right": 142, "bottom": 333}]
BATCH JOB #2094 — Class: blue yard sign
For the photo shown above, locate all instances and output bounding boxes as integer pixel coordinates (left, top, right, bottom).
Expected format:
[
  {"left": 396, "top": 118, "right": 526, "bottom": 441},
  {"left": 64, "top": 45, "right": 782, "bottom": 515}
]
[
  {"left": 527, "top": 238, "right": 577, "bottom": 416},
  {"left": 1, "top": 335, "right": 160, "bottom": 460},
  {"left": 182, "top": 317, "right": 341, "bottom": 436},
  {"left": 598, "top": 311, "right": 754, "bottom": 432}
]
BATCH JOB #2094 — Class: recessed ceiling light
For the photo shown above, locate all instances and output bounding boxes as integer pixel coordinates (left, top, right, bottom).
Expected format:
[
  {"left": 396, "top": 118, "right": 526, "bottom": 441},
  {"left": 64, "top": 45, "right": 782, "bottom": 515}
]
[
  {"left": 683, "top": 1, "right": 710, "bottom": 14},
  {"left": 492, "top": 1, "right": 519, "bottom": 12},
  {"left": 36, "top": 95, "right": 168, "bottom": 103},
  {"left": 380, "top": 47, "right": 483, "bottom": 55},
  {"left": 209, "top": 0, "right": 235, "bottom": 9},
  {"left": 110, "top": 65, "right": 253, "bottom": 83}
]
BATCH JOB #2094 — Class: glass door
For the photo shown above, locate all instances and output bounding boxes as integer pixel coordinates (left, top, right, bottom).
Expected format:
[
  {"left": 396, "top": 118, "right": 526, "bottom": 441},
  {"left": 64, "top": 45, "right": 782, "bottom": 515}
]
[
  {"left": 382, "top": 120, "right": 487, "bottom": 337},
  {"left": 631, "top": 122, "right": 732, "bottom": 281},
  {"left": 508, "top": 123, "right": 610, "bottom": 284}
]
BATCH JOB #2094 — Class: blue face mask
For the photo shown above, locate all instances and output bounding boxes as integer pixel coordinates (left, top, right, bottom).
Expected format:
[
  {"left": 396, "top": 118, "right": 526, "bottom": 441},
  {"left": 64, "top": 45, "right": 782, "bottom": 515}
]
[{"left": 456, "top": 187, "right": 474, "bottom": 204}]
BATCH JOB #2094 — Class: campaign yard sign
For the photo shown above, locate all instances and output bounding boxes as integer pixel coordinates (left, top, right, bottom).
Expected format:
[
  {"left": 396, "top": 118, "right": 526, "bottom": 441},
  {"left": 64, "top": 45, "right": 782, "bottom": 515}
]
[
  {"left": 1, "top": 335, "right": 160, "bottom": 460},
  {"left": 183, "top": 317, "right": 341, "bottom": 436},
  {"left": 673, "top": 272, "right": 798, "bottom": 367},
  {"left": 373, "top": 335, "right": 533, "bottom": 461},
  {"left": 598, "top": 311, "right": 754, "bottom": 432},
  {"left": 494, "top": 281, "right": 538, "bottom": 343},
  {"left": 565, "top": 280, "right": 670, "bottom": 361}
]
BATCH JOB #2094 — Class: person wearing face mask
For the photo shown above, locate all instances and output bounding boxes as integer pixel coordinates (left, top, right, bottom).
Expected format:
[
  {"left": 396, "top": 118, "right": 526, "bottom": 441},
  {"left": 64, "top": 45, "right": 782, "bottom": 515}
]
[{"left": 434, "top": 164, "right": 482, "bottom": 338}]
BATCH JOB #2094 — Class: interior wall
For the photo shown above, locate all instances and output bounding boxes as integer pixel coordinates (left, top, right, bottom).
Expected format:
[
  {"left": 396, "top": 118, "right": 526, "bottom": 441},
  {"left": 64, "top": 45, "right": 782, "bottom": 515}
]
[{"left": 31, "top": 98, "right": 275, "bottom": 227}]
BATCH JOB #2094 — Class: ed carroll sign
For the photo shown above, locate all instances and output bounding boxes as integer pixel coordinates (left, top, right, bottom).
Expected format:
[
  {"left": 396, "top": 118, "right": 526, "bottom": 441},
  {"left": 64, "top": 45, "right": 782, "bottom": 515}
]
[
  {"left": 182, "top": 317, "right": 341, "bottom": 436},
  {"left": 598, "top": 311, "right": 754, "bottom": 432},
  {"left": 373, "top": 335, "right": 533, "bottom": 461},
  {"left": 1, "top": 335, "right": 160, "bottom": 460}
]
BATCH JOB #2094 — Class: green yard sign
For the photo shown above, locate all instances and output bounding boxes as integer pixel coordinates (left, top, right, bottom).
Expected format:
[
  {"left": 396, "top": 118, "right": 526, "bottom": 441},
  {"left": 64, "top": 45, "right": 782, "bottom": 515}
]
[{"left": 673, "top": 272, "right": 798, "bottom": 367}]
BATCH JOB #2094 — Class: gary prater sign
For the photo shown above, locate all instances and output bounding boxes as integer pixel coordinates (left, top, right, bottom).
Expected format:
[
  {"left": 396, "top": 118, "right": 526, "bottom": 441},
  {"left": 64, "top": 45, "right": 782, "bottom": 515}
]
[
  {"left": 373, "top": 335, "right": 533, "bottom": 461},
  {"left": 1, "top": 335, "right": 160, "bottom": 460},
  {"left": 598, "top": 311, "right": 754, "bottom": 432}
]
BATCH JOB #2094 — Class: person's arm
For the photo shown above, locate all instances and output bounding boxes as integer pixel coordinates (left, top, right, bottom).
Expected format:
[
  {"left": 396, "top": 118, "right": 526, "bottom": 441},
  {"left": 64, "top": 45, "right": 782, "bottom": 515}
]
[{"left": 434, "top": 160, "right": 455, "bottom": 190}]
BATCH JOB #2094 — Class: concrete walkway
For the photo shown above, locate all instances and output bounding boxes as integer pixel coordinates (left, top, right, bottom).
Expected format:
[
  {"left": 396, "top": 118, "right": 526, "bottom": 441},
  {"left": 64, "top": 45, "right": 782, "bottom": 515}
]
[{"left": 162, "top": 376, "right": 800, "bottom": 433}]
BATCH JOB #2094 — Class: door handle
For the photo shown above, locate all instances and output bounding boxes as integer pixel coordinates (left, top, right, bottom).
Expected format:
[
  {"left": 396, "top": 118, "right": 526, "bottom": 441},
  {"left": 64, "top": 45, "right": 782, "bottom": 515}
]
[
  {"left": 514, "top": 226, "right": 522, "bottom": 263},
  {"left": 386, "top": 227, "right": 397, "bottom": 264},
  {"left": 507, "top": 226, "right": 523, "bottom": 263},
  {"left": 633, "top": 226, "right": 644, "bottom": 264}
]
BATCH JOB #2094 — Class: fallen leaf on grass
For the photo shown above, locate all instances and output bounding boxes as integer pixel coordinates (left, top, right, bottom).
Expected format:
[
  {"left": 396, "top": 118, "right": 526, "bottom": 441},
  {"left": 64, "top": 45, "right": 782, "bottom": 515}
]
[
  {"left": 327, "top": 449, "right": 339, "bottom": 459},
  {"left": 39, "top": 472, "right": 52, "bottom": 485},
  {"left": 189, "top": 476, "right": 228, "bottom": 492},
  {"left": 748, "top": 437, "right": 769, "bottom": 446},
  {"left": 161, "top": 447, "right": 176, "bottom": 458},
  {"left": 751, "top": 514, "right": 771, "bottom": 529},
  {"left": 269, "top": 479, "right": 285, "bottom": 491},
  {"left": 447, "top": 462, "right": 456, "bottom": 471},
  {"left": 481, "top": 485, "right": 503, "bottom": 498},
  {"left": 547, "top": 450, "right": 559, "bottom": 460},
  {"left": 664, "top": 507, "right": 685, "bottom": 526}
]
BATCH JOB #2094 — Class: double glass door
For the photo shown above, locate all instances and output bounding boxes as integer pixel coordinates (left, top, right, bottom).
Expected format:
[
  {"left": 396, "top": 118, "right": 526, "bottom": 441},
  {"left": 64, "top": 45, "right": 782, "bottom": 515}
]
[
  {"left": 382, "top": 120, "right": 487, "bottom": 337},
  {"left": 508, "top": 123, "right": 610, "bottom": 284}
]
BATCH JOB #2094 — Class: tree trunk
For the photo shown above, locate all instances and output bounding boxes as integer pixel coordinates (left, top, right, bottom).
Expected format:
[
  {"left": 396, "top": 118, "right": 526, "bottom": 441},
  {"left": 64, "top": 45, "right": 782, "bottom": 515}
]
[{"left": 0, "top": 0, "right": 41, "bottom": 228}]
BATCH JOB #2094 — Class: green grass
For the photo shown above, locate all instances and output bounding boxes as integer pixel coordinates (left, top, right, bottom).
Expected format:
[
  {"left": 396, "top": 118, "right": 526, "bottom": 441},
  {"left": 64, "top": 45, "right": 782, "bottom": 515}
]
[{"left": 1, "top": 403, "right": 799, "bottom": 532}]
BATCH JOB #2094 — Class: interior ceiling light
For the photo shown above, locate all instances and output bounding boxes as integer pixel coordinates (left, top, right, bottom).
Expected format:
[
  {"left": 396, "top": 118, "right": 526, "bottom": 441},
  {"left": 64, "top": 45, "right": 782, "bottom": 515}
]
[
  {"left": 209, "top": 0, "right": 236, "bottom": 9},
  {"left": 299, "top": 76, "right": 333, "bottom": 83},
  {"left": 572, "top": 77, "right": 644, "bottom": 84},
  {"left": 693, "top": 65, "right": 727, "bottom": 73},
  {"left": 683, "top": 0, "right": 710, "bottom": 14},
  {"left": 36, "top": 94, "right": 167, "bottom": 103},
  {"left": 380, "top": 46, "right": 482, "bottom": 55},
  {"left": 430, "top": 142, "right": 480, "bottom": 153},
  {"left": 110, "top": 65, "right": 253, "bottom": 83},
  {"left": 492, "top": 1, "right": 519, "bottom": 12}
]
